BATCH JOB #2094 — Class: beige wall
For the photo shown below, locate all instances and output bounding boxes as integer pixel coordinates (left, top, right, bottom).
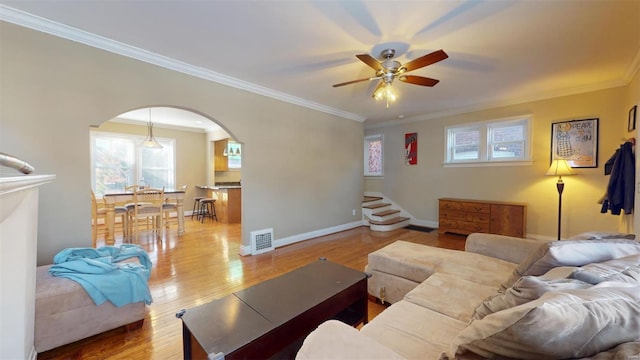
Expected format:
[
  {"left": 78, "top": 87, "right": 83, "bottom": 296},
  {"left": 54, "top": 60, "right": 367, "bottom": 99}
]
[
  {"left": 0, "top": 22, "right": 364, "bottom": 265},
  {"left": 366, "top": 84, "right": 637, "bottom": 239},
  {"left": 94, "top": 121, "right": 208, "bottom": 211},
  {"left": 628, "top": 67, "right": 640, "bottom": 232}
]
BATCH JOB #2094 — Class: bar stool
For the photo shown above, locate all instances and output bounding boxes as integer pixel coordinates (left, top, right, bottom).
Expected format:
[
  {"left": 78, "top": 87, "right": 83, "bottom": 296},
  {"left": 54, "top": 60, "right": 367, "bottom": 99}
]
[
  {"left": 198, "top": 198, "right": 218, "bottom": 223},
  {"left": 191, "top": 196, "right": 205, "bottom": 220}
]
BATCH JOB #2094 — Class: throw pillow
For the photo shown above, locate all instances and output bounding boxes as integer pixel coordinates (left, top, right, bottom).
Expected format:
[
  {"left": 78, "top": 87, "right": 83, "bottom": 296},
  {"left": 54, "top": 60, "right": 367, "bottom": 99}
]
[
  {"left": 567, "top": 231, "right": 636, "bottom": 241},
  {"left": 500, "top": 239, "right": 640, "bottom": 291},
  {"left": 452, "top": 286, "right": 640, "bottom": 359},
  {"left": 571, "top": 254, "right": 640, "bottom": 285},
  {"left": 472, "top": 275, "right": 591, "bottom": 320}
]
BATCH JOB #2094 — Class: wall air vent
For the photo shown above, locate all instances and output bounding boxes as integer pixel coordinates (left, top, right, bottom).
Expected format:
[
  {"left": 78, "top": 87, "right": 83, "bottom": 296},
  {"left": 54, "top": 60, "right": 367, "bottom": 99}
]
[{"left": 250, "top": 228, "right": 274, "bottom": 255}]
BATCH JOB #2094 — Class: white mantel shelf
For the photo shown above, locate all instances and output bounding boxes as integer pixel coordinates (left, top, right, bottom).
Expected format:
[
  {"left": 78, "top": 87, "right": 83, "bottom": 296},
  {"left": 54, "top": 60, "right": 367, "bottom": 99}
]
[
  {"left": 0, "top": 174, "right": 55, "bottom": 360},
  {"left": 0, "top": 174, "right": 56, "bottom": 196}
]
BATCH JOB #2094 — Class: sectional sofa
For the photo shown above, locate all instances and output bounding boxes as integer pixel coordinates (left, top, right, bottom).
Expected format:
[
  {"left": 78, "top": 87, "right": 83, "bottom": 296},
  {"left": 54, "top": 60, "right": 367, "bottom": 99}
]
[{"left": 297, "top": 233, "right": 640, "bottom": 359}]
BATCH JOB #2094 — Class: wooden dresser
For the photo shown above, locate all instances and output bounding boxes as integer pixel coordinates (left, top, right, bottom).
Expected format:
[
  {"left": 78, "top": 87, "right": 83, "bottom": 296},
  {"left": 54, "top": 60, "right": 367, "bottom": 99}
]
[{"left": 438, "top": 198, "right": 527, "bottom": 238}]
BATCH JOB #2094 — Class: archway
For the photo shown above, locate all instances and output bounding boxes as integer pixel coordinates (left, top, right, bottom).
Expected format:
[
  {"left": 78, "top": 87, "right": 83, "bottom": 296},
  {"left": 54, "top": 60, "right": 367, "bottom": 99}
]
[{"left": 90, "top": 106, "right": 243, "bottom": 246}]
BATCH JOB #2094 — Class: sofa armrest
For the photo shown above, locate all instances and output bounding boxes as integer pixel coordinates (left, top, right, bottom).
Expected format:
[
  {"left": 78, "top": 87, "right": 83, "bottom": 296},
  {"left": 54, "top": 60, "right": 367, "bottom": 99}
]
[
  {"left": 465, "top": 233, "right": 550, "bottom": 264},
  {"left": 296, "top": 320, "right": 404, "bottom": 359}
]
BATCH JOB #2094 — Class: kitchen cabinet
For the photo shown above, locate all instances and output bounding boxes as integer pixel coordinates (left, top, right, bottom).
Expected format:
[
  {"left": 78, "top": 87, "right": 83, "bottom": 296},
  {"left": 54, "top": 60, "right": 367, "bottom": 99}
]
[
  {"left": 214, "top": 139, "right": 228, "bottom": 171},
  {"left": 438, "top": 198, "right": 527, "bottom": 238},
  {"left": 214, "top": 139, "right": 241, "bottom": 171}
]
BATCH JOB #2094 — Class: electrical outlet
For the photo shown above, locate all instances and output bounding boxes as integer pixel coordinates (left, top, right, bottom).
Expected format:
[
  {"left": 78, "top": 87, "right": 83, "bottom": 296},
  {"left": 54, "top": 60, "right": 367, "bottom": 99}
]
[{"left": 352, "top": 209, "right": 356, "bottom": 216}]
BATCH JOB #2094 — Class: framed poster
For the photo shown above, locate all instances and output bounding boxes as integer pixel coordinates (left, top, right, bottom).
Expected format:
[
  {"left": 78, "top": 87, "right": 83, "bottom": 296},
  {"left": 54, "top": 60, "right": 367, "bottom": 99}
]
[
  {"left": 629, "top": 105, "right": 637, "bottom": 132},
  {"left": 550, "top": 118, "right": 598, "bottom": 168},
  {"left": 405, "top": 132, "right": 417, "bottom": 165}
]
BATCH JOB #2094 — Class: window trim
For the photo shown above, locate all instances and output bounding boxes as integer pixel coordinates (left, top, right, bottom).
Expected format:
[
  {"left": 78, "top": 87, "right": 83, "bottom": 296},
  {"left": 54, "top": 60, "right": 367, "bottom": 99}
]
[
  {"left": 364, "top": 134, "right": 384, "bottom": 177},
  {"left": 444, "top": 115, "right": 533, "bottom": 167}
]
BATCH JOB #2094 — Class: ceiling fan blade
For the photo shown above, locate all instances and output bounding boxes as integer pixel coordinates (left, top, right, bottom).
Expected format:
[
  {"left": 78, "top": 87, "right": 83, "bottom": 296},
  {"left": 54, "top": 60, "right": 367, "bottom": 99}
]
[
  {"left": 332, "top": 76, "right": 380, "bottom": 87},
  {"left": 401, "top": 50, "right": 448, "bottom": 72},
  {"left": 370, "top": 81, "right": 384, "bottom": 98},
  {"left": 399, "top": 75, "right": 440, "bottom": 87},
  {"left": 356, "top": 54, "right": 384, "bottom": 71}
]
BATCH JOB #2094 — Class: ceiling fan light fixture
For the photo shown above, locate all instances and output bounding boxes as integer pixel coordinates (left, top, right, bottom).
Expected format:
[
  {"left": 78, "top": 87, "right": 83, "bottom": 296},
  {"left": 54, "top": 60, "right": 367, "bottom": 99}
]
[
  {"left": 333, "top": 48, "right": 448, "bottom": 108},
  {"left": 374, "top": 81, "right": 397, "bottom": 108}
]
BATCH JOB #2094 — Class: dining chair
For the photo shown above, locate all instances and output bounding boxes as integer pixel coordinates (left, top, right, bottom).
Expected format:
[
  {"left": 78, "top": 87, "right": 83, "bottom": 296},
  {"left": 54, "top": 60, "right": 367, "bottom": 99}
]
[
  {"left": 90, "top": 189, "right": 127, "bottom": 247},
  {"left": 128, "top": 187, "right": 165, "bottom": 243},
  {"left": 163, "top": 184, "right": 187, "bottom": 228}
]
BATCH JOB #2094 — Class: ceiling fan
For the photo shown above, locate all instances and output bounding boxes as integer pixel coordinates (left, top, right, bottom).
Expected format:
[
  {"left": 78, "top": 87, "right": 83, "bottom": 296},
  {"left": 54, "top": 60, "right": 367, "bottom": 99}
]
[{"left": 333, "top": 48, "right": 448, "bottom": 106}]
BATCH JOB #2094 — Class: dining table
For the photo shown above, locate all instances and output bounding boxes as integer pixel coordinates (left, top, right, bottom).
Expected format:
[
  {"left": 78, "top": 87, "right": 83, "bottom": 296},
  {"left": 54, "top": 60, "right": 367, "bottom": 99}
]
[{"left": 103, "top": 188, "right": 186, "bottom": 245}]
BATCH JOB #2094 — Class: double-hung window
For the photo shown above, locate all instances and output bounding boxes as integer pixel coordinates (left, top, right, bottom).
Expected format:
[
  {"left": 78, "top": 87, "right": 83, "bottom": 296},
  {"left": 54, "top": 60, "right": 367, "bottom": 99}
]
[
  {"left": 364, "top": 134, "right": 384, "bottom": 176},
  {"left": 91, "top": 131, "right": 175, "bottom": 196},
  {"left": 445, "top": 116, "right": 531, "bottom": 165}
]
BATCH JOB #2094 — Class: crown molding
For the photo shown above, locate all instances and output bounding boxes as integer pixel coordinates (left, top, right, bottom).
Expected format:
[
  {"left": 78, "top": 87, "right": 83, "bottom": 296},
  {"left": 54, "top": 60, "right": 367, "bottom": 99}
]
[
  {"left": 0, "top": 5, "right": 366, "bottom": 123},
  {"left": 366, "top": 78, "right": 627, "bottom": 129},
  {"left": 624, "top": 45, "right": 640, "bottom": 82}
]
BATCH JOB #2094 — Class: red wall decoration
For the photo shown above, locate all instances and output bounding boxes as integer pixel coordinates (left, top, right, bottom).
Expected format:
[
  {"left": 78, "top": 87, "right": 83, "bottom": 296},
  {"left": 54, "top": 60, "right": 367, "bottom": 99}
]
[{"left": 405, "top": 132, "right": 417, "bottom": 165}]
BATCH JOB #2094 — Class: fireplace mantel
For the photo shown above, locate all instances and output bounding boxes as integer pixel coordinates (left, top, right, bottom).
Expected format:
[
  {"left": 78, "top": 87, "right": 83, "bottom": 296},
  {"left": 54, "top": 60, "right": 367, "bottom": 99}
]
[{"left": 0, "top": 174, "right": 55, "bottom": 360}]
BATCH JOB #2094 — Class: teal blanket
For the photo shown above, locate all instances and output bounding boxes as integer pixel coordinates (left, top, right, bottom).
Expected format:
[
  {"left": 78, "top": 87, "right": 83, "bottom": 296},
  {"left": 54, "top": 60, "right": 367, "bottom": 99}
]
[{"left": 49, "top": 244, "right": 153, "bottom": 307}]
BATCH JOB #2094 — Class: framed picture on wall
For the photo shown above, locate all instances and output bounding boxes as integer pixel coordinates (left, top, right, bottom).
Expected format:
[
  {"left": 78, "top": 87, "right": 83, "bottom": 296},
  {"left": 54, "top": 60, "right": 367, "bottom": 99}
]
[
  {"left": 550, "top": 118, "right": 598, "bottom": 168},
  {"left": 405, "top": 133, "right": 417, "bottom": 165},
  {"left": 629, "top": 105, "right": 637, "bottom": 132}
]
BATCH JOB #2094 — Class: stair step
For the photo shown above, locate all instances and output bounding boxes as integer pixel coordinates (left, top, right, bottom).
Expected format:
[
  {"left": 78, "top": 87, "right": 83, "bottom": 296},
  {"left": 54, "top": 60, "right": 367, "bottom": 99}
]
[
  {"left": 369, "top": 216, "right": 410, "bottom": 226},
  {"left": 372, "top": 209, "right": 400, "bottom": 217},
  {"left": 363, "top": 196, "right": 383, "bottom": 203},
  {"left": 363, "top": 202, "right": 390, "bottom": 210}
]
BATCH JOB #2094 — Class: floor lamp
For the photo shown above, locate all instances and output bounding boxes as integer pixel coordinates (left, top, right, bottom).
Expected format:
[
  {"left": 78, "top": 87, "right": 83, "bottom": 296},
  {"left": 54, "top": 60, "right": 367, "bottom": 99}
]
[{"left": 545, "top": 159, "right": 576, "bottom": 240}]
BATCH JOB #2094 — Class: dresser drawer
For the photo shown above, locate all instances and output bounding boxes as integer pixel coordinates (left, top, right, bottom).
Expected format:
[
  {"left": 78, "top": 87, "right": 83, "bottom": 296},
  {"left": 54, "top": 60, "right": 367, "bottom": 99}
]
[
  {"left": 439, "top": 200, "right": 463, "bottom": 211},
  {"left": 439, "top": 218, "right": 458, "bottom": 229},
  {"left": 465, "top": 212, "right": 490, "bottom": 223},
  {"left": 459, "top": 221, "right": 490, "bottom": 233},
  {"left": 462, "top": 202, "right": 490, "bottom": 213},
  {"left": 440, "top": 209, "right": 466, "bottom": 220}
]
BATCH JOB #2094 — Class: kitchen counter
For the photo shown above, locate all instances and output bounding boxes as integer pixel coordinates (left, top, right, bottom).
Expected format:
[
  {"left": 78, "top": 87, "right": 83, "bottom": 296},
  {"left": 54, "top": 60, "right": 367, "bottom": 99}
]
[{"left": 198, "top": 185, "right": 241, "bottom": 223}]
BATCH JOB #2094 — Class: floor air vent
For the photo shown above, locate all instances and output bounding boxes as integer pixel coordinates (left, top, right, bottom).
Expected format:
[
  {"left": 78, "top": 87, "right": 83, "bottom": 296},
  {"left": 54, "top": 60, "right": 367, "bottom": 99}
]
[{"left": 251, "top": 228, "right": 274, "bottom": 255}]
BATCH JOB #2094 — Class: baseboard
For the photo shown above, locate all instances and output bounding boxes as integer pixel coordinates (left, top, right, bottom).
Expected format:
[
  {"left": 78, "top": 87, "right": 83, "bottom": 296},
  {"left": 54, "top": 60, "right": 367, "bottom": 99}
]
[
  {"left": 28, "top": 346, "right": 37, "bottom": 360},
  {"left": 237, "top": 220, "right": 553, "bottom": 257},
  {"left": 410, "top": 219, "right": 439, "bottom": 229},
  {"left": 239, "top": 220, "right": 366, "bottom": 256}
]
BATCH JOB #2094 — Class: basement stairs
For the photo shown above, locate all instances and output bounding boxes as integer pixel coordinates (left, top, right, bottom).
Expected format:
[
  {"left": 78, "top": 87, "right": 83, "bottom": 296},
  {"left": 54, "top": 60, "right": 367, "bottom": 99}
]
[{"left": 362, "top": 196, "right": 411, "bottom": 232}]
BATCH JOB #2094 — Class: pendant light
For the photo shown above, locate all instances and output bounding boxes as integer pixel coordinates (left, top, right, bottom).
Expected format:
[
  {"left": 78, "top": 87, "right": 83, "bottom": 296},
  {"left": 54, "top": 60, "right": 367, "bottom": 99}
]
[{"left": 141, "top": 108, "right": 163, "bottom": 149}]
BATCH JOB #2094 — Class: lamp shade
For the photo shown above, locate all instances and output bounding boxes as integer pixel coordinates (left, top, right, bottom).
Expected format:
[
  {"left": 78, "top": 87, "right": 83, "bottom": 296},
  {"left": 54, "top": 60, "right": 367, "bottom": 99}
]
[
  {"left": 545, "top": 159, "right": 576, "bottom": 177},
  {"left": 141, "top": 108, "right": 163, "bottom": 149}
]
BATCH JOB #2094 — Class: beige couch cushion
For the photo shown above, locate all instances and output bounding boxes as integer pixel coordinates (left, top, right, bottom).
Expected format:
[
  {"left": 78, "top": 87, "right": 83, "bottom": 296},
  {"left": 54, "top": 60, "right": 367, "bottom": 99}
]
[
  {"left": 368, "top": 241, "right": 516, "bottom": 286},
  {"left": 452, "top": 285, "right": 640, "bottom": 359},
  {"left": 501, "top": 239, "right": 640, "bottom": 290},
  {"left": 296, "top": 320, "right": 404, "bottom": 359},
  {"left": 404, "top": 273, "right": 497, "bottom": 323},
  {"left": 361, "top": 300, "right": 467, "bottom": 360}
]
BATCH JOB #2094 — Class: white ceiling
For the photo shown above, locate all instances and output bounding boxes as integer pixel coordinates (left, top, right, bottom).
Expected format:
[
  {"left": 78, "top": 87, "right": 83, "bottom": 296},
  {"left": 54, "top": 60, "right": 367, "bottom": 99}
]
[
  {"left": 113, "top": 107, "right": 222, "bottom": 133},
  {"left": 2, "top": 1, "right": 639, "bottom": 129}
]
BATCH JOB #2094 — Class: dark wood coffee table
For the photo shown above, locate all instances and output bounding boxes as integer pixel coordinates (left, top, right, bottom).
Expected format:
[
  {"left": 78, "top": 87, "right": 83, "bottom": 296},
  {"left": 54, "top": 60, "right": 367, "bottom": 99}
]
[{"left": 178, "top": 259, "right": 368, "bottom": 360}]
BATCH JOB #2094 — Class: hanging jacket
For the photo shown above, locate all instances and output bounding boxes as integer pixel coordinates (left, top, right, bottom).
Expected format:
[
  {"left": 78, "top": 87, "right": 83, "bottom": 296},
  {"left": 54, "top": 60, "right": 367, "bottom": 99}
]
[{"left": 600, "top": 142, "right": 635, "bottom": 215}]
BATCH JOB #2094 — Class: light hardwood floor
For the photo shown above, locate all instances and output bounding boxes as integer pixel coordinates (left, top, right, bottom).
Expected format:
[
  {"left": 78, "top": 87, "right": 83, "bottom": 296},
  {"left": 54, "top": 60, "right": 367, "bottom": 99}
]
[{"left": 38, "top": 218, "right": 466, "bottom": 360}]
